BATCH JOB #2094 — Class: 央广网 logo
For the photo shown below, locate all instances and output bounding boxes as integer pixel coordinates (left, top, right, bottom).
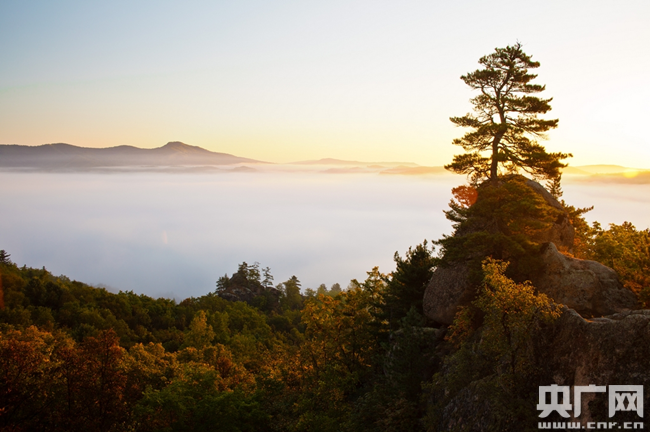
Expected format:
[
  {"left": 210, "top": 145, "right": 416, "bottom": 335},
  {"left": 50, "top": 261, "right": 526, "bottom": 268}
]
[
  {"left": 537, "top": 384, "right": 644, "bottom": 430},
  {"left": 537, "top": 384, "right": 643, "bottom": 418}
]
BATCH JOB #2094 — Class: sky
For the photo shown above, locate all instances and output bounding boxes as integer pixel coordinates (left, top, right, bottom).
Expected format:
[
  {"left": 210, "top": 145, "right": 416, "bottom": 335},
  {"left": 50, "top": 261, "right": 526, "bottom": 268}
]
[{"left": 1, "top": 0, "right": 649, "bottom": 167}]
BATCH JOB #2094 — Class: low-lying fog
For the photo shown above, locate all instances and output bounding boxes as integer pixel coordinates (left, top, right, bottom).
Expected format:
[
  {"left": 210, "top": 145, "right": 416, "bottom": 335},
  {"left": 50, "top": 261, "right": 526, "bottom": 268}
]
[{"left": 1, "top": 168, "right": 648, "bottom": 300}]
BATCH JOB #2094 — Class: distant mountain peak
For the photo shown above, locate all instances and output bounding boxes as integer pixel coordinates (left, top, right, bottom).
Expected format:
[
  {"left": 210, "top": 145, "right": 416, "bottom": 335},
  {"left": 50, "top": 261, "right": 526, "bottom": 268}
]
[
  {"left": 158, "top": 141, "right": 209, "bottom": 153},
  {"left": 161, "top": 141, "right": 187, "bottom": 148}
]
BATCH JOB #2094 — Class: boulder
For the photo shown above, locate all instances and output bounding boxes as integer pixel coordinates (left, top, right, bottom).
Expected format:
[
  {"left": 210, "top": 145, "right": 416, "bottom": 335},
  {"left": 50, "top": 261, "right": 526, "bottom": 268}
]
[
  {"left": 533, "top": 243, "right": 638, "bottom": 317},
  {"left": 423, "top": 243, "right": 638, "bottom": 324},
  {"left": 423, "top": 264, "right": 473, "bottom": 325}
]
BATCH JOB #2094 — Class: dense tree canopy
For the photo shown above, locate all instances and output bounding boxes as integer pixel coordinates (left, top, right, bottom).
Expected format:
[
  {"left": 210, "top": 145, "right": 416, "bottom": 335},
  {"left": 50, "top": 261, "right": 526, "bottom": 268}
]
[
  {"left": 0, "top": 255, "right": 437, "bottom": 431},
  {"left": 446, "top": 43, "right": 570, "bottom": 185}
]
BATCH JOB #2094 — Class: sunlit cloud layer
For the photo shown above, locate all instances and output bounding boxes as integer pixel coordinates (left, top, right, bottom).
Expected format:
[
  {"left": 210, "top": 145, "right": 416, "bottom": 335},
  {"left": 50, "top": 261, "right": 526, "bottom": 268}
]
[{"left": 1, "top": 169, "right": 648, "bottom": 300}]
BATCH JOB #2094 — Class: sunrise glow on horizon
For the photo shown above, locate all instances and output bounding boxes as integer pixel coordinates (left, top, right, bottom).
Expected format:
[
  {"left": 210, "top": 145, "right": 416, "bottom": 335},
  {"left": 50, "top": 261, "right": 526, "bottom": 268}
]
[{"left": 1, "top": 1, "right": 649, "bottom": 167}]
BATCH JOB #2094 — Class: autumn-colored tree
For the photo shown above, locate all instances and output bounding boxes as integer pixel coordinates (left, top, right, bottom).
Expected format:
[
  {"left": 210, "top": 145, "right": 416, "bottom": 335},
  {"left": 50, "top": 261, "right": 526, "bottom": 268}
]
[
  {"left": 426, "top": 259, "right": 561, "bottom": 430},
  {"left": 294, "top": 268, "right": 387, "bottom": 430},
  {"left": 585, "top": 222, "right": 650, "bottom": 297},
  {"left": 183, "top": 310, "right": 216, "bottom": 349},
  {"left": 55, "top": 329, "right": 128, "bottom": 432},
  {"left": 462, "top": 259, "right": 559, "bottom": 376},
  {"left": 0, "top": 326, "right": 60, "bottom": 430}
]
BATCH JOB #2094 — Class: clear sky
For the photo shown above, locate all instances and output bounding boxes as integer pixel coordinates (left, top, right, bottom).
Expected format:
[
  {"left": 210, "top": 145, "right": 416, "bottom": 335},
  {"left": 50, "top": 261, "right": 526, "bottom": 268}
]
[{"left": 1, "top": 0, "right": 648, "bottom": 167}]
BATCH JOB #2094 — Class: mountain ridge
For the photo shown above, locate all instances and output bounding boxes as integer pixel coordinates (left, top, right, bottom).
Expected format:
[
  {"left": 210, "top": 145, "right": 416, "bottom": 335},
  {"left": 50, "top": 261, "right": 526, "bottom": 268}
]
[
  {"left": 2, "top": 142, "right": 648, "bottom": 176},
  {"left": 0, "top": 141, "right": 266, "bottom": 169}
]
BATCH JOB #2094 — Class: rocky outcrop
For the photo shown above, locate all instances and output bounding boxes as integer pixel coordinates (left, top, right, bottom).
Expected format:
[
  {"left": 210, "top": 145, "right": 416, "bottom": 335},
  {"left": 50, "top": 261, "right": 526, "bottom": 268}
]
[
  {"left": 437, "top": 378, "right": 495, "bottom": 432},
  {"left": 423, "top": 178, "right": 587, "bottom": 325},
  {"left": 538, "top": 308, "right": 650, "bottom": 424},
  {"left": 423, "top": 179, "right": 643, "bottom": 429},
  {"left": 423, "top": 178, "right": 638, "bottom": 324},
  {"left": 423, "top": 243, "right": 638, "bottom": 324},
  {"left": 432, "top": 308, "right": 650, "bottom": 430},
  {"left": 542, "top": 307, "right": 650, "bottom": 400},
  {"left": 423, "top": 264, "right": 472, "bottom": 325},
  {"left": 218, "top": 285, "right": 281, "bottom": 304},
  {"left": 534, "top": 243, "right": 638, "bottom": 317}
]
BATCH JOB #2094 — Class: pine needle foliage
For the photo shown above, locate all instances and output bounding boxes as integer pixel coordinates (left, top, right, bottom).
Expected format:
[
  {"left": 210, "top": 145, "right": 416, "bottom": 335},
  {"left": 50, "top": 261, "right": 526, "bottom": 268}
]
[{"left": 446, "top": 43, "right": 570, "bottom": 185}]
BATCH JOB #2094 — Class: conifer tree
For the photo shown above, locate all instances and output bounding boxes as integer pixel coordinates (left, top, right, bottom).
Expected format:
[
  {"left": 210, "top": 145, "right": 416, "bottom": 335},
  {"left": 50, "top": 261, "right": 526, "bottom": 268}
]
[{"left": 446, "top": 43, "right": 570, "bottom": 185}]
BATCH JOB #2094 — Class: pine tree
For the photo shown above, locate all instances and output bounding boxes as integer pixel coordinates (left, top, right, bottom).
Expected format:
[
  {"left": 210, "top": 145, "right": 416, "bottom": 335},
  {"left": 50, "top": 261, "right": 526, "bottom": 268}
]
[
  {"left": 446, "top": 42, "right": 570, "bottom": 185},
  {"left": 0, "top": 250, "right": 11, "bottom": 265}
]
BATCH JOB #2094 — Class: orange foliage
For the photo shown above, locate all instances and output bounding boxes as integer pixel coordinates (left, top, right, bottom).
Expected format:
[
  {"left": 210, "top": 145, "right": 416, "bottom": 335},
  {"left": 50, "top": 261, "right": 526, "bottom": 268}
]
[{"left": 451, "top": 185, "right": 478, "bottom": 208}]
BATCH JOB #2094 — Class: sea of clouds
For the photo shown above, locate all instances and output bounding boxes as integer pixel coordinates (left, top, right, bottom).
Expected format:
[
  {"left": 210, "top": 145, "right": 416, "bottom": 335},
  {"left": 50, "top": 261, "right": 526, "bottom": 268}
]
[{"left": 1, "top": 168, "right": 648, "bottom": 299}]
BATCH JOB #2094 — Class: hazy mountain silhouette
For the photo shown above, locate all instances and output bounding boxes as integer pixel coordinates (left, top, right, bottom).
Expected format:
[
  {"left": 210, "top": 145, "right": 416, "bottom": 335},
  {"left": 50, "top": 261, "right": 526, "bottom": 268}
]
[{"left": 0, "top": 141, "right": 266, "bottom": 170}]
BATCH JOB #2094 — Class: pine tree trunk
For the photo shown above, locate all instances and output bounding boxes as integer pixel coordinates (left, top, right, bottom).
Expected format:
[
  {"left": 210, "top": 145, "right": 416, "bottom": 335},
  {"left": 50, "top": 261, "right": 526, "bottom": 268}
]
[{"left": 490, "top": 134, "right": 503, "bottom": 183}]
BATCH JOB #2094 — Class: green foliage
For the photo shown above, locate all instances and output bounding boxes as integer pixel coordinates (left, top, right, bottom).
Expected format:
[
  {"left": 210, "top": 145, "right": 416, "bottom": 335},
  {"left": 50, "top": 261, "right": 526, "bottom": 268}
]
[
  {"left": 446, "top": 42, "right": 570, "bottom": 185},
  {"left": 0, "top": 250, "right": 11, "bottom": 265},
  {"left": 279, "top": 276, "right": 303, "bottom": 311},
  {"left": 450, "top": 259, "right": 560, "bottom": 377},
  {"left": 383, "top": 241, "right": 436, "bottom": 329},
  {"left": 134, "top": 363, "right": 267, "bottom": 432},
  {"left": 437, "top": 176, "right": 563, "bottom": 282},
  {"left": 384, "top": 308, "right": 436, "bottom": 390}
]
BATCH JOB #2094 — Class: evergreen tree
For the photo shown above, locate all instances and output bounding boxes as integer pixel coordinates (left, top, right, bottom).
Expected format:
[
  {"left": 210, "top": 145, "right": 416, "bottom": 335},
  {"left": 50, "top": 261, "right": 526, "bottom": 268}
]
[
  {"left": 446, "top": 42, "right": 570, "bottom": 185},
  {"left": 0, "top": 250, "right": 11, "bottom": 265},
  {"left": 383, "top": 241, "right": 436, "bottom": 329},
  {"left": 279, "top": 276, "right": 303, "bottom": 311},
  {"left": 437, "top": 176, "right": 564, "bottom": 283}
]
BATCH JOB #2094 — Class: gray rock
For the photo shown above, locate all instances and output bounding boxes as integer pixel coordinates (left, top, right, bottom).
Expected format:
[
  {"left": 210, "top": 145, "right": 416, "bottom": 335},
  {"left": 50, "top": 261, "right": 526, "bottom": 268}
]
[
  {"left": 423, "top": 264, "right": 473, "bottom": 325},
  {"left": 537, "top": 307, "right": 650, "bottom": 423},
  {"left": 438, "top": 378, "right": 495, "bottom": 432},
  {"left": 432, "top": 308, "right": 650, "bottom": 429},
  {"left": 533, "top": 243, "right": 638, "bottom": 317},
  {"left": 423, "top": 243, "right": 637, "bottom": 324},
  {"left": 525, "top": 179, "right": 563, "bottom": 211}
]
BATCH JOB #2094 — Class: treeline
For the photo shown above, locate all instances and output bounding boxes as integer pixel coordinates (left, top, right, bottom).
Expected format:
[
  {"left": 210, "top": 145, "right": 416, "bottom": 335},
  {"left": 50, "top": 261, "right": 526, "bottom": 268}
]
[{"left": 0, "top": 243, "right": 438, "bottom": 432}]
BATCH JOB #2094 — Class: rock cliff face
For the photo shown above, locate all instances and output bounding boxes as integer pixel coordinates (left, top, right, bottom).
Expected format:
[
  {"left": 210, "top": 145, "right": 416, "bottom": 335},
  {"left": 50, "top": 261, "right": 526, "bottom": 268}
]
[
  {"left": 422, "top": 178, "right": 644, "bottom": 430},
  {"left": 423, "top": 179, "right": 638, "bottom": 324},
  {"left": 534, "top": 243, "right": 637, "bottom": 317},
  {"left": 539, "top": 308, "right": 650, "bottom": 423},
  {"left": 422, "top": 264, "right": 471, "bottom": 326},
  {"left": 431, "top": 308, "right": 650, "bottom": 430},
  {"left": 424, "top": 243, "right": 638, "bottom": 325},
  {"left": 217, "top": 285, "right": 281, "bottom": 304}
]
